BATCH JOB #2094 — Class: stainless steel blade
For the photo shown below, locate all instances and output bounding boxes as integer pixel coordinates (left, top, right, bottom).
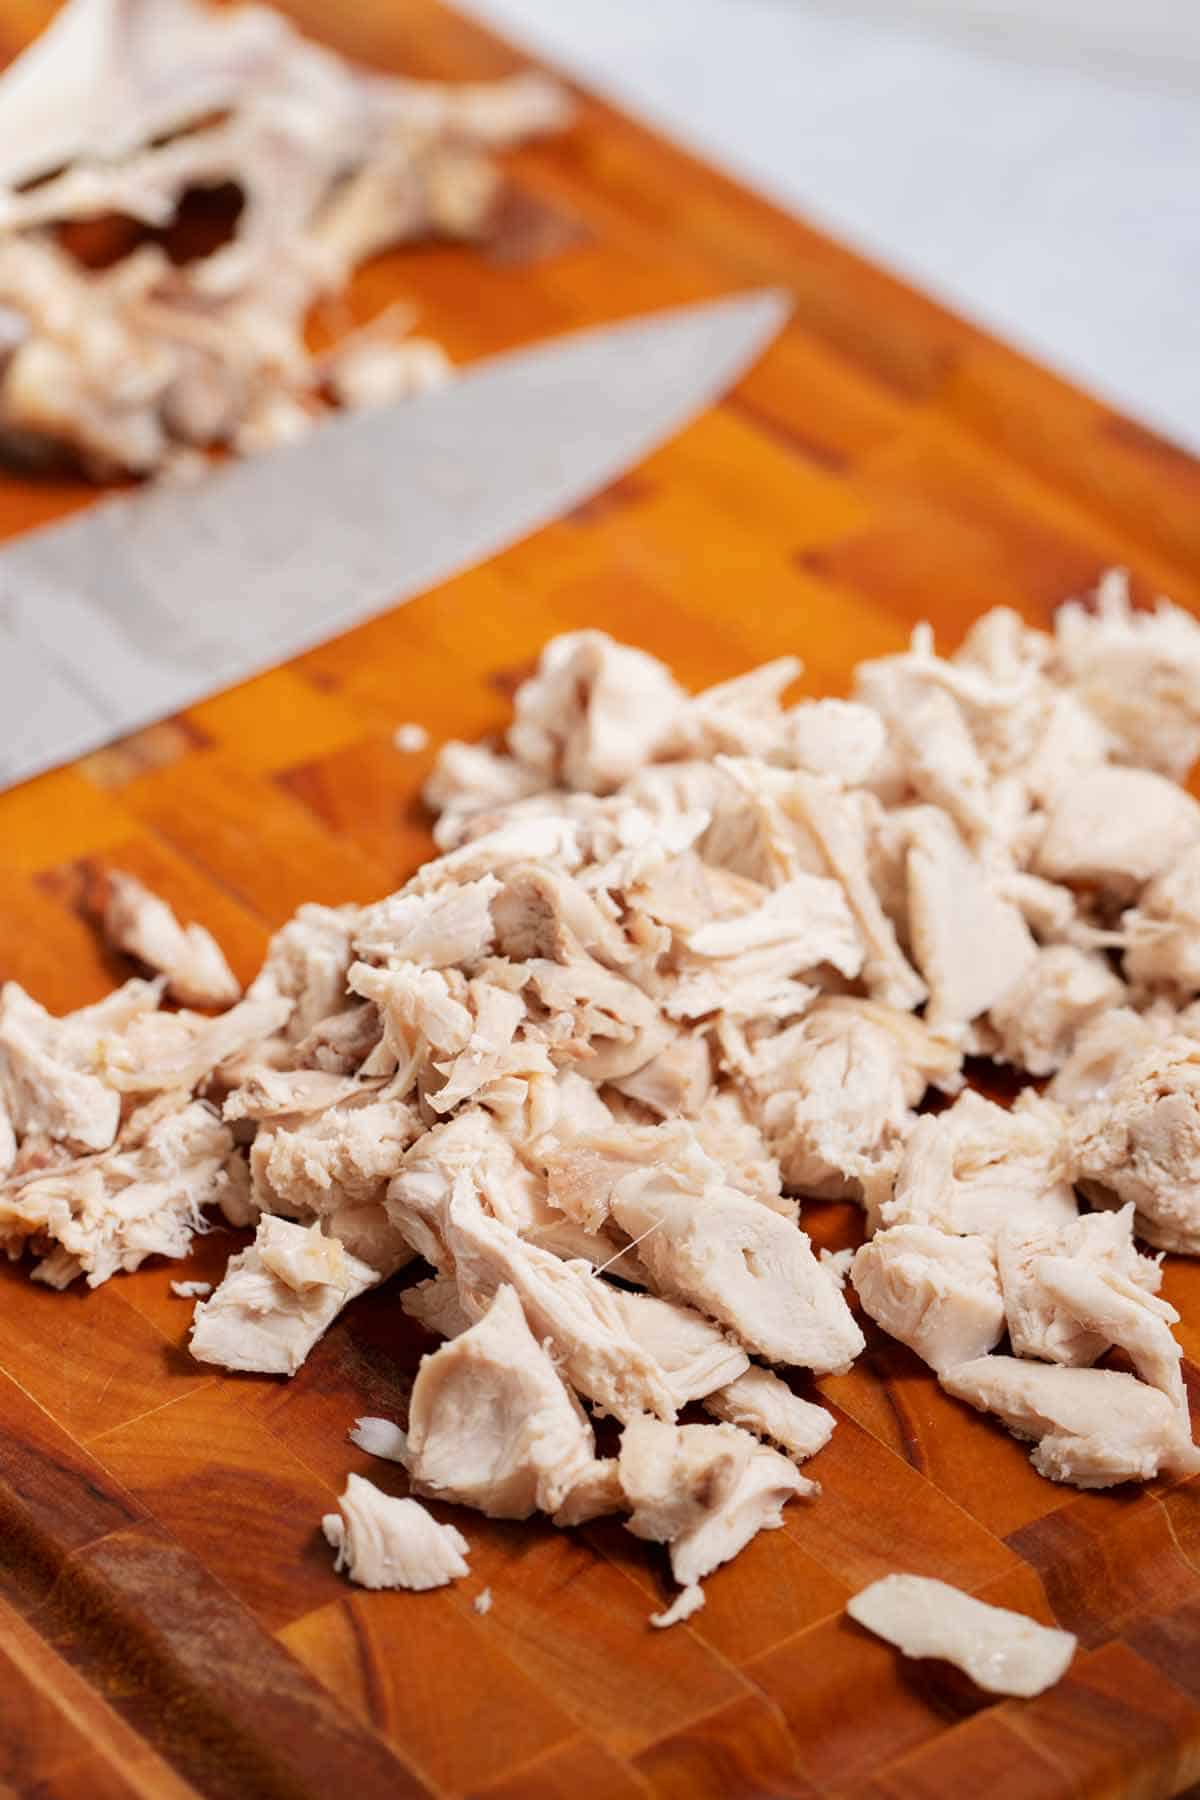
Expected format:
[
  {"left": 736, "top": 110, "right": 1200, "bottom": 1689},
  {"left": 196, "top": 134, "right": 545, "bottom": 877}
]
[{"left": 0, "top": 288, "right": 788, "bottom": 789}]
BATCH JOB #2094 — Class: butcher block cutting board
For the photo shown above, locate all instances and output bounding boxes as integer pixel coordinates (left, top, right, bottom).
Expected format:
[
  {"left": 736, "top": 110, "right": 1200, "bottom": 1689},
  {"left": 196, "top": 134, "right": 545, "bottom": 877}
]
[{"left": 2, "top": 3, "right": 1200, "bottom": 1797}]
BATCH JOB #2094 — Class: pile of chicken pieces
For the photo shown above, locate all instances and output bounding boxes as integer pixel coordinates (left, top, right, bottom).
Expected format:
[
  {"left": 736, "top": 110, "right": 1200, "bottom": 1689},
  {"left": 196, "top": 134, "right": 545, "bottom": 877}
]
[
  {"left": 0, "top": 0, "right": 568, "bottom": 476},
  {"left": 3, "top": 572, "right": 1200, "bottom": 1623}
]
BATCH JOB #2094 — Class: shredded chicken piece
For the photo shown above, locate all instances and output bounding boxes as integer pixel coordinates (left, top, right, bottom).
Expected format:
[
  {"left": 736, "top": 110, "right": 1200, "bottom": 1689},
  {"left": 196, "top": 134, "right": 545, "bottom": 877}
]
[
  {"left": 0, "top": 0, "right": 568, "bottom": 476},
  {"left": 170, "top": 1278, "right": 212, "bottom": 1298},
  {"left": 104, "top": 872, "right": 240, "bottom": 1008},
  {"left": 879, "top": 1090, "right": 1077, "bottom": 1241},
  {"left": 852, "top": 1225, "right": 1004, "bottom": 1374},
  {"left": 987, "top": 945, "right": 1126, "bottom": 1077},
  {"left": 0, "top": 1095, "right": 235, "bottom": 1287},
  {"left": 727, "top": 997, "right": 961, "bottom": 1202},
  {"left": 1070, "top": 1038, "right": 1200, "bottom": 1253},
  {"left": 702, "top": 1366, "right": 835, "bottom": 1462},
  {"left": 941, "top": 1356, "right": 1200, "bottom": 1486},
  {"left": 847, "top": 1574, "right": 1076, "bottom": 1697},
  {"left": 996, "top": 1205, "right": 1163, "bottom": 1368},
  {"left": 0, "top": 978, "right": 161, "bottom": 1153},
  {"left": 1122, "top": 846, "right": 1200, "bottom": 997},
  {"left": 400, "top": 1284, "right": 605, "bottom": 1518},
  {"left": 650, "top": 1584, "right": 706, "bottom": 1630},
  {"left": 189, "top": 1216, "right": 378, "bottom": 1374},
  {"left": 904, "top": 809, "right": 1037, "bottom": 1036},
  {"left": 1034, "top": 767, "right": 1200, "bottom": 899},
  {"left": 611, "top": 1158, "right": 865, "bottom": 1374},
  {"left": 323, "top": 1474, "right": 469, "bottom": 1591},
  {"left": 618, "top": 1415, "right": 811, "bottom": 1589},
  {"left": 1053, "top": 570, "right": 1200, "bottom": 780}
]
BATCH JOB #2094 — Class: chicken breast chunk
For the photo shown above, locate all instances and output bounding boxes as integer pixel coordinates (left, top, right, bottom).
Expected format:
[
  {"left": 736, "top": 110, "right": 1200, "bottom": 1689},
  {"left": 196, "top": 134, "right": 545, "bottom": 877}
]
[
  {"left": 941, "top": 1356, "right": 1200, "bottom": 1487},
  {"left": 852, "top": 1226, "right": 1004, "bottom": 1374},
  {"left": 848, "top": 1574, "right": 1076, "bottom": 1697},
  {"left": 618, "top": 1415, "right": 811, "bottom": 1588},
  {"left": 103, "top": 872, "right": 240, "bottom": 1008},
  {"left": 189, "top": 1216, "right": 379, "bottom": 1375},
  {"left": 611, "top": 1162, "right": 865, "bottom": 1374},
  {"left": 400, "top": 1284, "right": 605, "bottom": 1518},
  {"left": 323, "top": 1475, "right": 469, "bottom": 1590}
]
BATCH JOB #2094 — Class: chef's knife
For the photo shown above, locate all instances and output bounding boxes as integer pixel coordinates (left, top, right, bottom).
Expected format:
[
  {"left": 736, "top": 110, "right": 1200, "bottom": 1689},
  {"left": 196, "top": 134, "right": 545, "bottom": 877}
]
[{"left": 0, "top": 288, "right": 788, "bottom": 790}]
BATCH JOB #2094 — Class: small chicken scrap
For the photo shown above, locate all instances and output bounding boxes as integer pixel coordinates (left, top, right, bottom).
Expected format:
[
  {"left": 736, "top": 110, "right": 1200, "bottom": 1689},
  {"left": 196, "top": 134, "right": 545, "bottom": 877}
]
[
  {"left": 0, "top": 0, "right": 569, "bottom": 477},
  {"left": 7, "top": 570, "right": 1200, "bottom": 1642}
]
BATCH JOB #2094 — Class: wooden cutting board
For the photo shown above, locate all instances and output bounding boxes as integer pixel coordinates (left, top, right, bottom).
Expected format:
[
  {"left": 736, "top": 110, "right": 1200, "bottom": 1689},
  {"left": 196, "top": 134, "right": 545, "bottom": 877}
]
[{"left": 1, "top": 3, "right": 1200, "bottom": 1796}]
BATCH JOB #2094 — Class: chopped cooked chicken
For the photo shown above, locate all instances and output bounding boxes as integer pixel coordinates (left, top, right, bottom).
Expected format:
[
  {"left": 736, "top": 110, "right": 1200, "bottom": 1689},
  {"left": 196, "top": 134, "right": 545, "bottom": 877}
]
[
  {"left": 903, "top": 809, "right": 1037, "bottom": 1036},
  {"left": 0, "top": 1095, "right": 235, "bottom": 1287},
  {"left": 0, "top": 0, "right": 568, "bottom": 476},
  {"left": 847, "top": 1575, "right": 1076, "bottom": 1697},
  {"left": 1122, "top": 845, "right": 1200, "bottom": 996},
  {"left": 996, "top": 1205, "right": 1163, "bottom": 1367},
  {"left": 879, "top": 1090, "right": 1077, "bottom": 1241},
  {"left": 941, "top": 1356, "right": 1200, "bottom": 1486},
  {"left": 189, "top": 1216, "right": 379, "bottom": 1375},
  {"left": 440, "top": 1172, "right": 679, "bottom": 1422},
  {"left": 702, "top": 1366, "right": 835, "bottom": 1463},
  {"left": 507, "top": 632, "right": 686, "bottom": 795},
  {"left": 614, "top": 1289, "right": 750, "bottom": 1407},
  {"left": 611, "top": 1159, "right": 865, "bottom": 1374},
  {"left": 1053, "top": 569, "right": 1200, "bottom": 780},
  {"left": 103, "top": 872, "right": 240, "bottom": 1008},
  {"left": 726, "top": 996, "right": 961, "bottom": 1202},
  {"left": 400, "top": 1284, "right": 605, "bottom": 1517},
  {"left": 170, "top": 1278, "right": 212, "bottom": 1298},
  {"left": 17, "top": 585, "right": 1200, "bottom": 1606},
  {"left": 1070, "top": 1038, "right": 1200, "bottom": 1253},
  {"left": 852, "top": 1226, "right": 1004, "bottom": 1374},
  {"left": 323, "top": 1475, "right": 469, "bottom": 1591},
  {"left": 987, "top": 945, "right": 1125, "bottom": 1077},
  {"left": 0, "top": 978, "right": 163, "bottom": 1153},
  {"left": 1033, "top": 767, "right": 1200, "bottom": 898},
  {"left": 618, "top": 1415, "right": 811, "bottom": 1588}
]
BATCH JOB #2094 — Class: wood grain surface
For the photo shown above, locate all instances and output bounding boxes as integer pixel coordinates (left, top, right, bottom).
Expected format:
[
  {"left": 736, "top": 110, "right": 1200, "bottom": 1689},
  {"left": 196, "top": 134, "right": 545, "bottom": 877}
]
[{"left": 1, "top": 3, "right": 1200, "bottom": 1796}]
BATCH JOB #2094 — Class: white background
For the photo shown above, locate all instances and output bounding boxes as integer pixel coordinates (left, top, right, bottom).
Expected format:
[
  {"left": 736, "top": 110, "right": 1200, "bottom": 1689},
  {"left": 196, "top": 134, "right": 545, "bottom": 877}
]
[{"left": 462, "top": 0, "right": 1200, "bottom": 454}]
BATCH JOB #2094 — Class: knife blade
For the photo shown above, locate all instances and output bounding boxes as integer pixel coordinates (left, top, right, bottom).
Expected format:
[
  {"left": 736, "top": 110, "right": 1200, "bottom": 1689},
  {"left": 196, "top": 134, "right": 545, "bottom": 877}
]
[{"left": 0, "top": 288, "right": 788, "bottom": 790}]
